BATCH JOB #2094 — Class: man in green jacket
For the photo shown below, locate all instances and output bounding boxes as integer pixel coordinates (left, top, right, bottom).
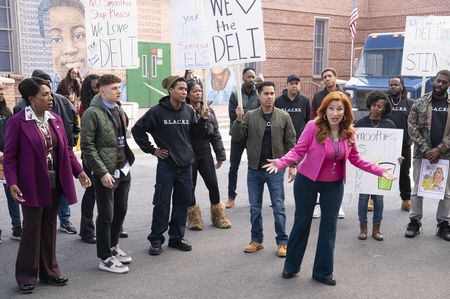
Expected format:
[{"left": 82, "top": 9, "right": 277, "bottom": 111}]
[
  {"left": 81, "top": 75, "right": 135, "bottom": 273},
  {"left": 232, "top": 81, "right": 296, "bottom": 258}
]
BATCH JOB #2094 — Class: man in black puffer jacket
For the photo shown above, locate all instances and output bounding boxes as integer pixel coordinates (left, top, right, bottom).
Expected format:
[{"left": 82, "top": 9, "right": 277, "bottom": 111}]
[{"left": 14, "top": 69, "right": 80, "bottom": 235}]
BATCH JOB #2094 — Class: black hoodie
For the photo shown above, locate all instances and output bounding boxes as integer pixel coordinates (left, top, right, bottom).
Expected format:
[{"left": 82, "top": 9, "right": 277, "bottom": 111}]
[
  {"left": 275, "top": 91, "right": 310, "bottom": 141},
  {"left": 132, "top": 96, "right": 204, "bottom": 168}
]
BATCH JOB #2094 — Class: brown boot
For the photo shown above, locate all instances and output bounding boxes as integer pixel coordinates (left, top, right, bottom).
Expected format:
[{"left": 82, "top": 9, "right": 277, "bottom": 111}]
[
  {"left": 401, "top": 199, "right": 411, "bottom": 211},
  {"left": 372, "top": 222, "right": 383, "bottom": 241},
  {"left": 187, "top": 204, "right": 203, "bottom": 230},
  {"left": 225, "top": 198, "right": 235, "bottom": 209},
  {"left": 367, "top": 198, "right": 374, "bottom": 211},
  {"left": 211, "top": 203, "right": 231, "bottom": 229},
  {"left": 358, "top": 221, "right": 368, "bottom": 240}
]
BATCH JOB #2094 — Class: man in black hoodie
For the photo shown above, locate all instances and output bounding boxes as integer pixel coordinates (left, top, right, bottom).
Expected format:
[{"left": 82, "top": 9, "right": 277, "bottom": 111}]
[
  {"left": 275, "top": 75, "right": 310, "bottom": 141},
  {"left": 132, "top": 76, "right": 208, "bottom": 255},
  {"left": 15, "top": 69, "right": 80, "bottom": 235}
]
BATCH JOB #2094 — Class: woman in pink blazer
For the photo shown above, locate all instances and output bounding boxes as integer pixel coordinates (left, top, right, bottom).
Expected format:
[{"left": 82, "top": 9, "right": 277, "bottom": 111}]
[
  {"left": 264, "top": 91, "right": 395, "bottom": 286},
  {"left": 3, "top": 77, "right": 91, "bottom": 294}
]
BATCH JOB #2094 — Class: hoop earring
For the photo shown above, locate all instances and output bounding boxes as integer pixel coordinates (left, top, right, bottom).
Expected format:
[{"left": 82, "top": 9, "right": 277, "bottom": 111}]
[
  {"left": 342, "top": 115, "right": 347, "bottom": 122},
  {"left": 323, "top": 114, "right": 328, "bottom": 120}
]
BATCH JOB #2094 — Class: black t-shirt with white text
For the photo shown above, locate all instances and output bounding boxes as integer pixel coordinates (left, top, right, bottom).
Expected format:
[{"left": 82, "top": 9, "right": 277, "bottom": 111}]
[
  {"left": 430, "top": 96, "right": 448, "bottom": 148},
  {"left": 258, "top": 113, "right": 273, "bottom": 170}
]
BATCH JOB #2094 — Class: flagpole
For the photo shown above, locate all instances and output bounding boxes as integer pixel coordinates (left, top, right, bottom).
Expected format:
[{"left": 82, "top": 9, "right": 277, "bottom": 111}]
[{"left": 350, "top": 37, "right": 354, "bottom": 78}]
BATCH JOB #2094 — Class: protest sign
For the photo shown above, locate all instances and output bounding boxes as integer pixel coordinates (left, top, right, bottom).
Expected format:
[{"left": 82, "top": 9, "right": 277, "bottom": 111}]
[
  {"left": 418, "top": 159, "right": 449, "bottom": 200},
  {"left": 401, "top": 16, "right": 450, "bottom": 77},
  {"left": 85, "top": 0, "right": 139, "bottom": 69},
  {"left": 345, "top": 128, "right": 403, "bottom": 196}
]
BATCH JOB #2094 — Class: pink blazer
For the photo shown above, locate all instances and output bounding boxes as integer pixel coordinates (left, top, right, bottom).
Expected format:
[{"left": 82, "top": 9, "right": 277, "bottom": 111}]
[
  {"left": 3, "top": 110, "right": 83, "bottom": 207},
  {"left": 275, "top": 120, "right": 384, "bottom": 182}
]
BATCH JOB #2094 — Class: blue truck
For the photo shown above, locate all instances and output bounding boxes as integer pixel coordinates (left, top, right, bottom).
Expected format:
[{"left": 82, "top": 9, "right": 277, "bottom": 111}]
[{"left": 344, "top": 32, "right": 433, "bottom": 118}]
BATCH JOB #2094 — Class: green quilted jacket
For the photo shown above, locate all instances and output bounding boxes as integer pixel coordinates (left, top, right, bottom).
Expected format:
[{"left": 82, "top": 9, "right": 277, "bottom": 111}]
[{"left": 81, "top": 95, "right": 135, "bottom": 177}]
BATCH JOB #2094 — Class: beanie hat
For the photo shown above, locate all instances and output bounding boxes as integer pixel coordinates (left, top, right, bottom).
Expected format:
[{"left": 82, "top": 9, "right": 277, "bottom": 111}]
[
  {"left": 162, "top": 76, "right": 184, "bottom": 90},
  {"left": 31, "top": 69, "right": 52, "bottom": 82}
]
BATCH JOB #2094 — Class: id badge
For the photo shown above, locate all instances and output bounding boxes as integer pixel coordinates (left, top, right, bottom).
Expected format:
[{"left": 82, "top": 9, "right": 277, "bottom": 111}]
[{"left": 118, "top": 136, "right": 125, "bottom": 148}]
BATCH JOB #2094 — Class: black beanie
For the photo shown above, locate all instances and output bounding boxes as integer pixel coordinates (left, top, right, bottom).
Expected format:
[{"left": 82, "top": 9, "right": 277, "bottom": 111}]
[{"left": 31, "top": 69, "right": 52, "bottom": 82}]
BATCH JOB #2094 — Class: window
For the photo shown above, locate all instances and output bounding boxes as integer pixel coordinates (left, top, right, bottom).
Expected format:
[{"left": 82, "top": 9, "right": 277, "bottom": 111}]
[
  {"left": 0, "top": 0, "right": 18, "bottom": 73},
  {"left": 313, "top": 18, "right": 329, "bottom": 76}
]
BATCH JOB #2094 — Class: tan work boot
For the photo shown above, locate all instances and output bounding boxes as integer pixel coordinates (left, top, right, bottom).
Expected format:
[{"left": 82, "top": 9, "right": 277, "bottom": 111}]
[
  {"left": 367, "top": 198, "right": 374, "bottom": 211},
  {"left": 401, "top": 199, "right": 412, "bottom": 211},
  {"left": 225, "top": 198, "right": 235, "bottom": 209},
  {"left": 277, "top": 244, "right": 287, "bottom": 258},
  {"left": 358, "top": 221, "right": 368, "bottom": 240},
  {"left": 244, "top": 241, "right": 264, "bottom": 253},
  {"left": 372, "top": 222, "right": 383, "bottom": 241},
  {"left": 187, "top": 204, "right": 203, "bottom": 230},
  {"left": 210, "top": 203, "right": 231, "bottom": 229}
]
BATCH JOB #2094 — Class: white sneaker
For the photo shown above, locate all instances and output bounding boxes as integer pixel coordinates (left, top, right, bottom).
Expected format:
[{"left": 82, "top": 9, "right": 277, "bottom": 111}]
[
  {"left": 111, "top": 245, "right": 132, "bottom": 264},
  {"left": 99, "top": 256, "right": 129, "bottom": 274},
  {"left": 313, "top": 204, "right": 321, "bottom": 218},
  {"left": 338, "top": 206, "right": 345, "bottom": 219}
]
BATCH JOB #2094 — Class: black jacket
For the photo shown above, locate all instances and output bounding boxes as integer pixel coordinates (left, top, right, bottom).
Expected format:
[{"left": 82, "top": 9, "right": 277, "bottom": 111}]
[
  {"left": 275, "top": 91, "right": 310, "bottom": 140},
  {"left": 0, "top": 109, "right": 11, "bottom": 152},
  {"left": 14, "top": 92, "right": 80, "bottom": 146},
  {"left": 188, "top": 102, "right": 226, "bottom": 161},
  {"left": 132, "top": 96, "right": 205, "bottom": 168},
  {"left": 311, "top": 86, "right": 344, "bottom": 118}
]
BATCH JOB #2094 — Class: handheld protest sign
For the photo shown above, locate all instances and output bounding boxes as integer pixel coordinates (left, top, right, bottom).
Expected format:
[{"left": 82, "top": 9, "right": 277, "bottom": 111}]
[{"left": 234, "top": 64, "right": 243, "bottom": 108}]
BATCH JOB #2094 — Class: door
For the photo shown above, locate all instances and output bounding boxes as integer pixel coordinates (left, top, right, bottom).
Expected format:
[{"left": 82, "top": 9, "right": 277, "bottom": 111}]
[{"left": 127, "top": 42, "right": 171, "bottom": 108}]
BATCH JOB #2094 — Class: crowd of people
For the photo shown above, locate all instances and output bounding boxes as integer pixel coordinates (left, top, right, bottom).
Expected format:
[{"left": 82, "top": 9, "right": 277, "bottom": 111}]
[{"left": 0, "top": 66, "right": 449, "bottom": 294}]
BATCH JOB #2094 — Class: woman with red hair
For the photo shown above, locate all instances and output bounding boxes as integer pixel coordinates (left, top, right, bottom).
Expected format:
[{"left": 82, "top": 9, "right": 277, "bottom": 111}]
[{"left": 264, "top": 91, "right": 396, "bottom": 285}]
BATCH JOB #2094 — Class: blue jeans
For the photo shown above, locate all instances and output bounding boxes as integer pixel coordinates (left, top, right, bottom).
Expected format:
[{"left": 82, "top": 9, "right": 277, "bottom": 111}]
[
  {"left": 227, "top": 139, "right": 246, "bottom": 199},
  {"left": 58, "top": 196, "right": 71, "bottom": 225},
  {"left": 358, "top": 194, "right": 384, "bottom": 223},
  {"left": 148, "top": 161, "right": 194, "bottom": 245},
  {"left": 247, "top": 169, "right": 288, "bottom": 245},
  {"left": 284, "top": 173, "right": 343, "bottom": 280},
  {"left": 3, "top": 184, "right": 21, "bottom": 229}
]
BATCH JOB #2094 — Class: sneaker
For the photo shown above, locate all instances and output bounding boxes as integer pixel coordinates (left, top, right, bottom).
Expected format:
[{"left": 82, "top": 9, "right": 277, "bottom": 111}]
[
  {"left": 277, "top": 244, "right": 287, "bottom": 257},
  {"left": 405, "top": 219, "right": 421, "bottom": 238},
  {"left": 59, "top": 222, "right": 77, "bottom": 234},
  {"left": 168, "top": 239, "right": 192, "bottom": 251},
  {"left": 244, "top": 241, "right": 264, "bottom": 253},
  {"left": 313, "top": 204, "right": 321, "bottom": 218},
  {"left": 401, "top": 199, "right": 412, "bottom": 211},
  {"left": 11, "top": 227, "right": 22, "bottom": 241},
  {"left": 149, "top": 243, "right": 163, "bottom": 256},
  {"left": 119, "top": 231, "right": 129, "bottom": 238},
  {"left": 111, "top": 245, "right": 132, "bottom": 264},
  {"left": 338, "top": 206, "right": 345, "bottom": 219},
  {"left": 99, "top": 256, "right": 129, "bottom": 274},
  {"left": 437, "top": 221, "right": 450, "bottom": 241},
  {"left": 0, "top": 229, "right": 2, "bottom": 244}
]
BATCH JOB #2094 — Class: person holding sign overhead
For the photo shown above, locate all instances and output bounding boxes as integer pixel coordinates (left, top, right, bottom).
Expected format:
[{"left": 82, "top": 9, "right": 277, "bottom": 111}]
[
  {"left": 226, "top": 67, "right": 260, "bottom": 209},
  {"left": 405, "top": 70, "right": 450, "bottom": 241},
  {"left": 354, "top": 91, "right": 396, "bottom": 241},
  {"left": 263, "top": 91, "right": 396, "bottom": 285}
]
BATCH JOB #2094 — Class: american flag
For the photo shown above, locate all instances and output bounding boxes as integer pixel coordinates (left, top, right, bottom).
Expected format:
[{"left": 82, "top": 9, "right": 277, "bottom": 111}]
[{"left": 349, "top": 0, "right": 359, "bottom": 39}]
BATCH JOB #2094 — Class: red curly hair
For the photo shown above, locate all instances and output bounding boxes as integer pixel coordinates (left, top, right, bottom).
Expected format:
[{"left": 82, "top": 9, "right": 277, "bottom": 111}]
[{"left": 314, "top": 91, "right": 355, "bottom": 144}]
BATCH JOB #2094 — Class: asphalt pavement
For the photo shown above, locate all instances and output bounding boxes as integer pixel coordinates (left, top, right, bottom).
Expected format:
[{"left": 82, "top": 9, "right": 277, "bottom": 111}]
[{"left": 0, "top": 135, "right": 450, "bottom": 298}]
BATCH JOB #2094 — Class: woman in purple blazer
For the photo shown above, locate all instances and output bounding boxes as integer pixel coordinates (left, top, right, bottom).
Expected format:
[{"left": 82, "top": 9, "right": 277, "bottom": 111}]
[
  {"left": 264, "top": 91, "right": 396, "bottom": 286},
  {"left": 3, "top": 77, "right": 91, "bottom": 294}
]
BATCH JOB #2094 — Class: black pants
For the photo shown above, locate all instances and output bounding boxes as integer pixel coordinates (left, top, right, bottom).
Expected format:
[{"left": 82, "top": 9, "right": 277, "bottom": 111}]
[
  {"left": 79, "top": 162, "right": 96, "bottom": 239},
  {"left": 93, "top": 171, "right": 131, "bottom": 260},
  {"left": 192, "top": 152, "right": 220, "bottom": 205},
  {"left": 227, "top": 139, "right": 246, "bottom": 199},
  {"left": 400, "top": 145, "right": 412, "bottom": 200}
]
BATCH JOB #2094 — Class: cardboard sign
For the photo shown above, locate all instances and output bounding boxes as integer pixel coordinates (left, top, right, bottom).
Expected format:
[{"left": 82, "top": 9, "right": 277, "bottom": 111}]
[
  {"left": 205, "top": 0, "right": 266, "bottom": 67},
  {"left": 401, "top": 16, "right": 450, "bottom": 77},
  {"left": 418, "top": 159, "right": 449, "bottom": 200},
  {"left": 345, "top": 128, "right": 403, "bottom": 196},
  {"left": 85, "top": 0, "right": 139, "bottom": 69}
]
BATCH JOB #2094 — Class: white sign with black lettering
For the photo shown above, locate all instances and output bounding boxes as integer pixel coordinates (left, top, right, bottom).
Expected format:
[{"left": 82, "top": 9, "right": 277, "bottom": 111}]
[{"left": 345, "top": 128, "right": 403, "bottom": 196}]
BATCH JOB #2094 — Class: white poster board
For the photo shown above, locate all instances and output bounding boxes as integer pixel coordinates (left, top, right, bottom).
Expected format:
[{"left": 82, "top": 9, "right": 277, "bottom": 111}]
[
  {"left": 418, "top": 159, "right": 449, "bottom": 199},
  {"left": 171, "top": 0, "right": 210, "bottom": 69},
  {"left": 205, "top": 0, "right": 266, "bottom": 67},
  {"left": 401, "top": 16, "right": 450, "bottom": 77},
  {"left": 85, "top": 0, "right": 139, "bottom": 69},
  {"left": 345, "top": 128, "right": 403, "bottom": 196}
]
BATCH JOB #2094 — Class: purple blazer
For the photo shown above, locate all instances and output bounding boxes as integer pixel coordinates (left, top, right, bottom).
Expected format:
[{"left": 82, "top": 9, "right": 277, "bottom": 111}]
[
  {"left": 275, "top": 120, "right": 384, "bottom": 182},
  {"left": 3, "top": 110, "right": 83, "bottom": 207}
]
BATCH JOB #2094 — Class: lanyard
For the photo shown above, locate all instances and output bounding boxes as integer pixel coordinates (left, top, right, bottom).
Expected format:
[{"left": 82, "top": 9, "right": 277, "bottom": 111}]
[{"left": 330, "top": 136, "right": 341, "bottom": 174}]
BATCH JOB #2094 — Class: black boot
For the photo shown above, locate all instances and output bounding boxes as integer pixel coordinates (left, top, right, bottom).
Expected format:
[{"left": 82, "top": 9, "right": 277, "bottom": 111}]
[
  {"left": 405, "top": 219, "right": 421, "bottom": 238},
  {"left": 437, "top": 221, "right": 450, "bottom": 241}
]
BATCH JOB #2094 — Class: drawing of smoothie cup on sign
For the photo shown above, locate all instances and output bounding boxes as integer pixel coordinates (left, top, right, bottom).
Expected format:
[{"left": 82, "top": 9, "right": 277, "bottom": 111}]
[{"left": 378, "top": 162, "right": 396, "bottom": 190}]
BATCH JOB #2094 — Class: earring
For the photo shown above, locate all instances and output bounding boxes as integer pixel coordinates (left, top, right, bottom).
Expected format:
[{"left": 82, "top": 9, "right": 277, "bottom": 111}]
[{"left": 323, "top": 114, "right": 328, "bottom": 120}]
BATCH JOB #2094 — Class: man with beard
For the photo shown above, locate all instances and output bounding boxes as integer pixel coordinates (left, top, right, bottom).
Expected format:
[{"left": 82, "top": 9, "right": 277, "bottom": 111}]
[
  {"left": 226, "top": 67, "right": 260, "bottom": 209},
  {"left": 406, "top": 70, "right": 450, "bottom": 241},
  {"left": 387, "top": 76, "right": 414, "bottom": 211}
]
